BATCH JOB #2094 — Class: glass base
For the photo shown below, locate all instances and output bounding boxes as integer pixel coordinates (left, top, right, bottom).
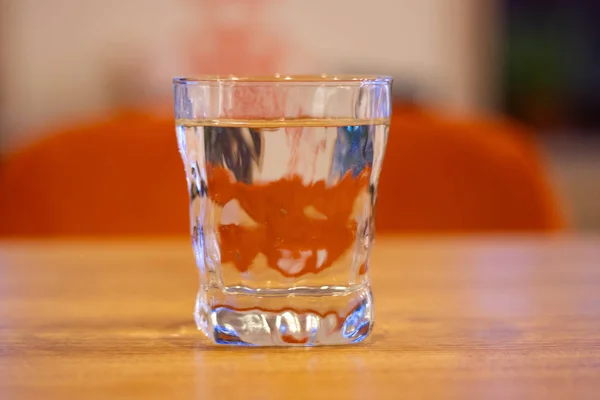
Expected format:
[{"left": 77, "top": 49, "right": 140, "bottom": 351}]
[{"left": 194, "top": 285, "right": 373, "bottom": 346}]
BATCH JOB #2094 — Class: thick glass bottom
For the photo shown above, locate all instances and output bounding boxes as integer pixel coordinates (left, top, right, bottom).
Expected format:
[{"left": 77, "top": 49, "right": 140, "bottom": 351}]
[{"left": 194, "top": 284, "right": 373, "bottom": 346}]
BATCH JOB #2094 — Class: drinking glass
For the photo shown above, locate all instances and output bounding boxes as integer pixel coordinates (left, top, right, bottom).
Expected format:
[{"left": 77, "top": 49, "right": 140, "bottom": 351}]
[{"left": 174, "top": 75, "right": 391, "bottom": 346}]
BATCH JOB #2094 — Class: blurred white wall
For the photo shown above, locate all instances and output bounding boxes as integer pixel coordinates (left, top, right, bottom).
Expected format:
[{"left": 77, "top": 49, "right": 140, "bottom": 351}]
[{"left": 0, "top": 0, "right": 496, "bottom": 154}]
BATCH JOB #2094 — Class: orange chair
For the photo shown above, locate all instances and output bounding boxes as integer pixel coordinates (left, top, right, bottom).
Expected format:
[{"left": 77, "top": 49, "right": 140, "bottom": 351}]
[
  {"left": 376, "top": 104, "right": 565, "bottom": 232},
  {"left": 0, "top": 106, "right": 565, "bottom": 236},
  {"left": 0, "top": 111, "right": 189, "bottom": 236}
]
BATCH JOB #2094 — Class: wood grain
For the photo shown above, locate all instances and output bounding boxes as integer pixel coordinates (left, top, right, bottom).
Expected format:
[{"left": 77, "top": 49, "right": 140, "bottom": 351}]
[{"left": 1, "top": 236, "right": 599, "bottom": 399}]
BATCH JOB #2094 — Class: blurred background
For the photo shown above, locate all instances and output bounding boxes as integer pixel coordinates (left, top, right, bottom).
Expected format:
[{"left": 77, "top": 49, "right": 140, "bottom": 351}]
[{"left": 0, "top": 0, "right": 598, "bottom": 235}]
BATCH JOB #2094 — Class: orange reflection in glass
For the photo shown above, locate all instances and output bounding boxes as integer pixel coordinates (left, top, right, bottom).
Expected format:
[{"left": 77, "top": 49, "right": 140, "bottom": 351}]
[{"left": 207, "top": 166, "right": 370, "bottom": 277}]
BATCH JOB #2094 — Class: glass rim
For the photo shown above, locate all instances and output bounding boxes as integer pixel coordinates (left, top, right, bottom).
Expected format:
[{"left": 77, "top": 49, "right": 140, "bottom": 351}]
[{"left": 173, "top": 74, "right": 392, "bottom": 86}]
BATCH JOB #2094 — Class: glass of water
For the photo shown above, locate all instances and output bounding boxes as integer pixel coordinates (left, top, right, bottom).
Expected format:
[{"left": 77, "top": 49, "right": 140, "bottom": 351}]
[{"left": 174, "top": 75, "right": 391, "bottom": 346}]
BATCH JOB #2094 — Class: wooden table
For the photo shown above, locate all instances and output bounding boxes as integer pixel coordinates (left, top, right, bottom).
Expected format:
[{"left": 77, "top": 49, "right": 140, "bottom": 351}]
[{"left": 1, "top": 237, "right": 599, "bottom": 399}]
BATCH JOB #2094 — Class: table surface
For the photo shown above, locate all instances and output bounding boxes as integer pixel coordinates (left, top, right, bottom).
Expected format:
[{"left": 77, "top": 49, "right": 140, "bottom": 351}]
[{"left": 1, "top": 236, "right": 599, "bottom": 399}]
